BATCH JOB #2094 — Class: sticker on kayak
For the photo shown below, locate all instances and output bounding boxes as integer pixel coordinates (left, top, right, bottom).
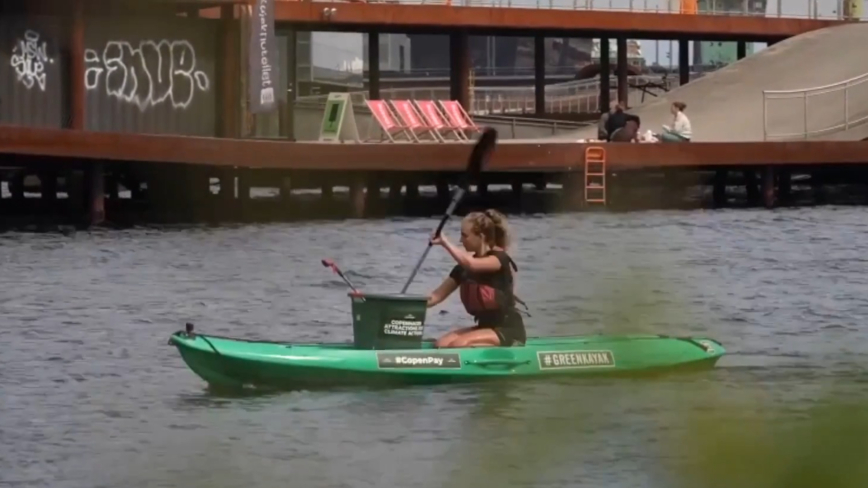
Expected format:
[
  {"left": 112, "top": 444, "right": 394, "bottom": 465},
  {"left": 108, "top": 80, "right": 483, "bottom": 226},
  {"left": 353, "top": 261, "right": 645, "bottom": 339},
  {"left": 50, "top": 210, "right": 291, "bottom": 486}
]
[
  {"left": 376, "top": 352, "right": 462, "bottom": 369},
  {"left": 537, "top": 350, "right": 615, "bottom": 369}
]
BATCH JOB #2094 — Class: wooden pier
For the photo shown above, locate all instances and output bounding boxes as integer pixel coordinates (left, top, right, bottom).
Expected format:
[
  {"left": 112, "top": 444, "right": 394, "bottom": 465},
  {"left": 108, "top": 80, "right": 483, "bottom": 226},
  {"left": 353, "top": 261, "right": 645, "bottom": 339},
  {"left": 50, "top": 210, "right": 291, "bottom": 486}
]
[{"left": 0, "top": 0, "right": 865, "bottom": 228}]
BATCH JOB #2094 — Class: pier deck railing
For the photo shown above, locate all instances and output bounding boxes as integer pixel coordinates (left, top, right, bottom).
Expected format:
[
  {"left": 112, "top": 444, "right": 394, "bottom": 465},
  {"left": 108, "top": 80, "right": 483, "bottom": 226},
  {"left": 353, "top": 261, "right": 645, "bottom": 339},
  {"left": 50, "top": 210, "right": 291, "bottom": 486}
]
[
  {"left": 306, "top": 0, "right": 865, "bottom": 21},
  {"left": 296, "top": 74, "right": 687, "bottom": 116},
  {"left": 762, "top": 72, "right": 868, "bottom": 140}
]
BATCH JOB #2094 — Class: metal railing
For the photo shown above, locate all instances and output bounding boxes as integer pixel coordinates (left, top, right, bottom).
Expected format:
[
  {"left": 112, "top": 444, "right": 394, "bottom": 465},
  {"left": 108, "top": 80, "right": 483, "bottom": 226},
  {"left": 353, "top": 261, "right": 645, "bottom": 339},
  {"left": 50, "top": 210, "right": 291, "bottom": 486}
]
[
  {"left": 762, "top": 72, "right": 868, "bottom": 140},
  {"left": 307, "top": 0, "right": 865, "bottom": 21},
  {"left": 296, "top": 74, "right": 678, "bottom": 115}
]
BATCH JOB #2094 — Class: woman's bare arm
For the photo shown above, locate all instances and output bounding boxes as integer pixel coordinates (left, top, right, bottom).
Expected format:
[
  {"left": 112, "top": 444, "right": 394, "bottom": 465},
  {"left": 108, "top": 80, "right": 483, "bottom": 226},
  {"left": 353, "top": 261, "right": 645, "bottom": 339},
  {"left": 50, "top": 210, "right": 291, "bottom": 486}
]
[
  {"left": 427, "top": 276, "right": 458, "bottom": 308},
  {"left": 441, "top": 239, "right": 502, "bottom": 273}
]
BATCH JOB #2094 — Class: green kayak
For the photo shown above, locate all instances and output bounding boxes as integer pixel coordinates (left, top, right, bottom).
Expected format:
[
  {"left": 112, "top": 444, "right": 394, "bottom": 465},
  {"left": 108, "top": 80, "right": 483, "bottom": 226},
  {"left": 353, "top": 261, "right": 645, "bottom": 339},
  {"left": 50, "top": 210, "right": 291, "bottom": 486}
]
[
  {"left": 168, "top": 290, "right": 725, "bottom": 390},
  {"left": 168, "top": 326, "right": 725, "bottom": 390}
]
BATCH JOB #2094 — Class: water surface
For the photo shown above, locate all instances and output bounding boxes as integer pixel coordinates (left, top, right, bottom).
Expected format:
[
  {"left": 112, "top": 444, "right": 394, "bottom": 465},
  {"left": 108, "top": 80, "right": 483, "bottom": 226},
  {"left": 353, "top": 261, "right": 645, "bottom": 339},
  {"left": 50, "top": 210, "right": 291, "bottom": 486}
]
[{"left": 2, "top": 208, "right": 867, "bottom": 488}]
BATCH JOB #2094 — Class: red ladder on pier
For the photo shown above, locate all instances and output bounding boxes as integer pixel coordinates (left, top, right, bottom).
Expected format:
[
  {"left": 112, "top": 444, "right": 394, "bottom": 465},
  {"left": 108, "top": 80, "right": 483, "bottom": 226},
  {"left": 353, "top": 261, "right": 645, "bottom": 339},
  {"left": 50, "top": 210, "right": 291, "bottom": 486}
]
[{"left": 584, "top": 146, "right": 607, "bottom": 205}]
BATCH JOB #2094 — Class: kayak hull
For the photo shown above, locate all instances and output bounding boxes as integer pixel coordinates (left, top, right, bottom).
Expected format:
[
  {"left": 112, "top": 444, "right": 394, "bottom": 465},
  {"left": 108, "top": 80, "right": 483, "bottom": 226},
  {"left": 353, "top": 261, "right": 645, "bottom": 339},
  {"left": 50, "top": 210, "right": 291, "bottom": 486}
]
[{"left": 168, "top": 328, "right": 726, "bottom": 391}]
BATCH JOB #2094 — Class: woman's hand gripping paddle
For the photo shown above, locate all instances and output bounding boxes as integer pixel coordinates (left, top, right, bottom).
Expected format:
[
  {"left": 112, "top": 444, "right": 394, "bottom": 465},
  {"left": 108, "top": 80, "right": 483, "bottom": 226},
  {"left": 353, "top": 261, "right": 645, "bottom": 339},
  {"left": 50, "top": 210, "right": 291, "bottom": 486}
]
[{"left": 399, "top": 127, "right": 498, "bottom": 294}]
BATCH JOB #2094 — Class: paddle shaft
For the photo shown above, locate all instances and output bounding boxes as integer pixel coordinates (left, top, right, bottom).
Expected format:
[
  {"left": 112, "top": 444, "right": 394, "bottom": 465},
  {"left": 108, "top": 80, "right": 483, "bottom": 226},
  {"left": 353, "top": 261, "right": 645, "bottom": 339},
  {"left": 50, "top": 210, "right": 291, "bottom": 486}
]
[
  {"left": 398, "top": 127, "right": 496, "bottom": 294},
  {"left": 399, "top": 187, "right": 465, "bottom": 294}
]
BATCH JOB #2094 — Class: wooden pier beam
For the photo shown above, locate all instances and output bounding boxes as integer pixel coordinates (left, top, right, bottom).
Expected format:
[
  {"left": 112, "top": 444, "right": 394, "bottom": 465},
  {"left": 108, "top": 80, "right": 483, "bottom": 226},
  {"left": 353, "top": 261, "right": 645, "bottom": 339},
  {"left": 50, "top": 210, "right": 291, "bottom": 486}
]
[
  {"left": 190, "top": 167, "right": 210, "bottom": 204},
  {"left": 10, "top": 172, "right": 24, "bottom": 202},
  {"left": 64, "top": 170, "right": 83, "bottom": 220},
  {"left": 388, "top": 183, "right": 402, "bottom": 200},
  {"left": 511, "top": 181, "right": 524, "bottom": 197},
  {"left": 744, "top": 170, "right": 760, "bottom": 206},
  {"left": 616, "top": 37, "right": 628, "bottom": 107},
  {"left": 218, "top": 169, "right": 235, "bottom": 218},
  {"left": 238, "top": 169, "right": 251, "bottom": 221},
  {"left": 282, "top": 28, "right": 297, "bottom": 140},
  {"left": 779, "top": 169, "right": 791, "bottom": 204},
  {"left": 281, "top": 175, "right": 292, "bottom": 215},
  {"left": 107, "top": 171, "right": 119, "bottom": 200},
  {"left": 811, "top": 171, "right": 826, "bottom": 204},
  {"left": 534, "top": 35, "right": 545, "bottom": 115},
  {"left": 406, "top": 183, "right": 419, "bottom": 199},
  {"left": 40, "top": 171, "right": 57, "bottom": 203},
  {"left": 385, "top": 181, "right": 402, "bottom": 214},
  {"left": 712, "top": 169, "right": 727, "bottom": 207},
  {"left": 511, "top": 180, "right": 524, "bottom": 210},
  {"left": 436, "top": 180, "right": 450, "bottom": 202},
  {"left": 368, "top": 31, "right": 380, "bottom": 100},
  {"left": 562, "top": 172, "right": 584, "bottom": 210},
  {"left": 85, "top": 162, "right": 105, "bottom": 226},
  {"left": 350, "top": 175, "right": 366, "bottom": 218},
  {"left": 450, "top": 31, "right": 470, "bottom": 110},
  {"left": 181, "top": 166, "right": 210, "bottom": 221},
  {"left": 762, "top": 166, "right": 776, "bottom": 208},
  {"left": 68, "top": 0, "right": 85, "bottom": 130},
  {"left": 679, "top": 38, "right": 690, "bottom": 86},
  {"left": 599, "top": 38, "right": 610, "bottom": 111},
  {"left": 365, "top": 180, "right": 380, "bottom": 214},
  {"left": 216, "top": 4, "right": 240, "bottom": 138}
]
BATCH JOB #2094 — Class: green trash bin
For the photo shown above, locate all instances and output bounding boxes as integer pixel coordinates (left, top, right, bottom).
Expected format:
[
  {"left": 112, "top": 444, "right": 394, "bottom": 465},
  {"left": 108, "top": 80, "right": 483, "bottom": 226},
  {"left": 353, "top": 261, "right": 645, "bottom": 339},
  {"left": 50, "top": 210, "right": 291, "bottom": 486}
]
[{"left": 349, "top": 292, "right": 429, "bottom": 350}]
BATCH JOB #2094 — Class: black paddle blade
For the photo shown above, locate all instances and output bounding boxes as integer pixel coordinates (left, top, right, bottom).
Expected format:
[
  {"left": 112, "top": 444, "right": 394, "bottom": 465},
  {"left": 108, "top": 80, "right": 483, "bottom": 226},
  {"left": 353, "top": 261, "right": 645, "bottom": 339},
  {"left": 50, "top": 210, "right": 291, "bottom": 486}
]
[{"left": 460, "top": 127, "right": 498, "bottom": 190}]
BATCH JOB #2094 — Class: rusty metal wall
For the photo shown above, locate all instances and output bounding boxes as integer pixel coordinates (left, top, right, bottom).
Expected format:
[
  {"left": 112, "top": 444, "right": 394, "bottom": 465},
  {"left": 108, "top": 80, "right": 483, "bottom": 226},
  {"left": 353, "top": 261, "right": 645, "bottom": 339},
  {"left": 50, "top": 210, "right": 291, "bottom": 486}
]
[
  {"left": 83, "top": 16, "right": 219, "bottom": 137},
  {"left": 0, "top": 15, "right": 67, "bottom": 128}
]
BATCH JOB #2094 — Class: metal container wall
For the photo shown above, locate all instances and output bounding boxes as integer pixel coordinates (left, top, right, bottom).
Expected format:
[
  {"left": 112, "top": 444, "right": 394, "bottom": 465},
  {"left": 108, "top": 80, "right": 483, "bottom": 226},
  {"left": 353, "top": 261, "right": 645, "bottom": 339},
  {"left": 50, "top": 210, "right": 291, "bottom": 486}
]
[
  {"left": 0, "top": 15, "right": 67, "bottom": 128},
  {"left": 83, "top": 15, "right": 219, "bottom": 137}
]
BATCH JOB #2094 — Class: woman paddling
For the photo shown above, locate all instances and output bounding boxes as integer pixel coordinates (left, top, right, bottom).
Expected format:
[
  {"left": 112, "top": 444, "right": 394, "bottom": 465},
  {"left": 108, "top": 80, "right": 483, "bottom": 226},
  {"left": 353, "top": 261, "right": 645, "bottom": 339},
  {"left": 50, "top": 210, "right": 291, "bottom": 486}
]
[{"left": 426, "top": 209, "right": 527, "bottom": 348}]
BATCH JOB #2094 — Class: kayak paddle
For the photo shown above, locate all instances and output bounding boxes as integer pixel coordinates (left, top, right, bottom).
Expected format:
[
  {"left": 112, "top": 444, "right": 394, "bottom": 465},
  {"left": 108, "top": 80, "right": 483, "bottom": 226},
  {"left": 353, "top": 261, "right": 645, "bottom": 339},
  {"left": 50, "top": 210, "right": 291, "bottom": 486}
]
[
  {"left": 399, "top": 126, "right": 498, "bottom": 294},
  {"left": 322, "top": 259, "right": 360, "bottom": 293}
]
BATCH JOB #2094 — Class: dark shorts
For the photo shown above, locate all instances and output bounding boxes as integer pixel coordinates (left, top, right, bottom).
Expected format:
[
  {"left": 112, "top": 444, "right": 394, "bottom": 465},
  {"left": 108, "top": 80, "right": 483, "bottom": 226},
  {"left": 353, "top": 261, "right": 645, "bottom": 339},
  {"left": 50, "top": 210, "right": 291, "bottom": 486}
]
[{"left": 473, "top": 311, "right": 526, "bottom": 347}]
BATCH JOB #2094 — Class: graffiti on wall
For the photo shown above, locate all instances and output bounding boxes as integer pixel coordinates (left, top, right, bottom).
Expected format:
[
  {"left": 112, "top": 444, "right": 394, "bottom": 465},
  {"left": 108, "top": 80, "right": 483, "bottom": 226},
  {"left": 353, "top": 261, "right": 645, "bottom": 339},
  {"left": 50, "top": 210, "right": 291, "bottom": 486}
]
[
  {"left": 10, "top": 29, "right": 55, "bottom": 92},
  {"left": 84, "top": 39, "right": 211, "bottom": 111}
]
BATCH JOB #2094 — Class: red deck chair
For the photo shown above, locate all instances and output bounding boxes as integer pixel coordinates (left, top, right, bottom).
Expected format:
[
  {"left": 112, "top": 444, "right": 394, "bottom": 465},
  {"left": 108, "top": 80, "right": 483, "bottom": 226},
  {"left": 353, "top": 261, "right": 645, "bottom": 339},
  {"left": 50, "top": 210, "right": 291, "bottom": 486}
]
[
  {"left": 413, "top": 99, "right": 467, "bottom": 142},
  {"left": 438, "top": 100, "right": 482, "bottom": 139},
  {"left": 389, "top": 99, "right": 441, "bottom": 142},
  {"left": 365, "top": 99, "right": 414, "bottom": 142}
]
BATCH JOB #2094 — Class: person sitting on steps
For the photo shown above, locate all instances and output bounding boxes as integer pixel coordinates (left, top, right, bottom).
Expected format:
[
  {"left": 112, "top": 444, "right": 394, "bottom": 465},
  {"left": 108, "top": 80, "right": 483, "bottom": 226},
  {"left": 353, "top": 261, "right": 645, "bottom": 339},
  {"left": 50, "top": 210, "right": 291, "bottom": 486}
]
[
  {"left": 426, "top": 209, "right": 527, "bottom": 348},
  {"left": 659, "top": 101, "right": 692, "bottom": 142},
  {"left": 597, "top": 101, "right": 619, "bottom": 141},
  {"left": 610, "top": 114, "right": 641, "bottom": 142},
  {"left": 604, "top": 100, "right": 629, "bottom": 141}
]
